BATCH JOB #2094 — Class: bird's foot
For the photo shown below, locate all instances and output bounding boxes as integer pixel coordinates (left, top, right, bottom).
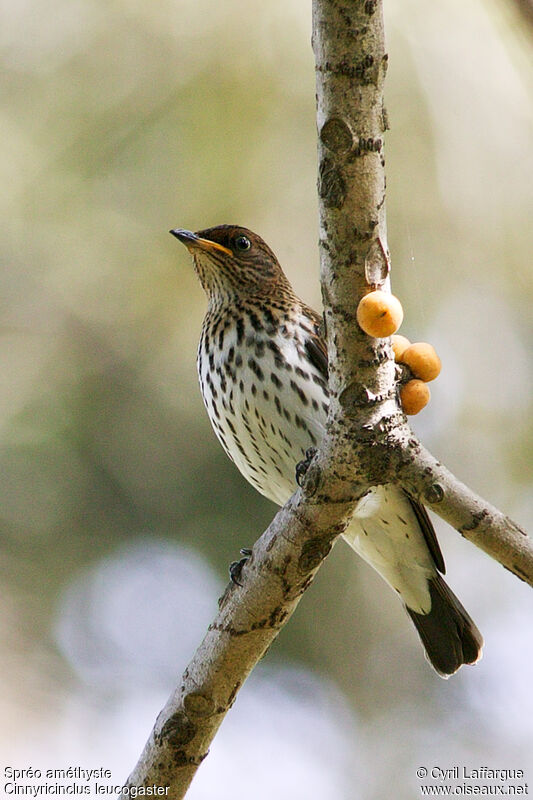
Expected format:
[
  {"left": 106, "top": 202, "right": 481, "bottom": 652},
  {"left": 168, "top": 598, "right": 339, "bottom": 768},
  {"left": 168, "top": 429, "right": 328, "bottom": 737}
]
[
  {"left": 229, "top": 548, "right": 253, "bottom": 587},
  {"left": 295, "top": 447, "right": 318, "bottom": 487}
]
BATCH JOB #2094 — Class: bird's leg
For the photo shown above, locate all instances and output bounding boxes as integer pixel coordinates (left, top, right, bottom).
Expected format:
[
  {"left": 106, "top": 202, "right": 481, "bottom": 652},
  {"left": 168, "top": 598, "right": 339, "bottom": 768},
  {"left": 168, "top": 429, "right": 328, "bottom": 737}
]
[
  {"left": 295, "top": 447, "right": 318, "bottom": 487},
  {"left": 229, "top": 548, "right": 253, "bottom": 586}
]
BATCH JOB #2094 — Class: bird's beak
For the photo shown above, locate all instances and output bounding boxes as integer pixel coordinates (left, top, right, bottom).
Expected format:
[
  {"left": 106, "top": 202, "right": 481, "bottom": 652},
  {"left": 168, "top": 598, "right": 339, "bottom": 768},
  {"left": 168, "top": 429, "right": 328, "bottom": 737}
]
[{"left": 169, "top": 228, "right": 232, "bottom": 256}]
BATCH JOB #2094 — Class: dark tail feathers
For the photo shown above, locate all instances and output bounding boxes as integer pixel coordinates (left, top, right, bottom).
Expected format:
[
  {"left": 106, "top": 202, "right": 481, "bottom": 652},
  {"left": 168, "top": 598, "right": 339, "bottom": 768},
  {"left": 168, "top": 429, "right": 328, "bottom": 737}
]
[{"left": 406, "top": 575, "right": 483, "bottom": 678}]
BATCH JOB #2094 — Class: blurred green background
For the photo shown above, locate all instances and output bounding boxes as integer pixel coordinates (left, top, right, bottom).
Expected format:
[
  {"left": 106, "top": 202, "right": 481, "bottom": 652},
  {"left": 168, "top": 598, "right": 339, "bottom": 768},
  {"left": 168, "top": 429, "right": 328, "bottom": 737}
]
[{"left": 1, "top": 0, "right": 532, "bottom": 797}]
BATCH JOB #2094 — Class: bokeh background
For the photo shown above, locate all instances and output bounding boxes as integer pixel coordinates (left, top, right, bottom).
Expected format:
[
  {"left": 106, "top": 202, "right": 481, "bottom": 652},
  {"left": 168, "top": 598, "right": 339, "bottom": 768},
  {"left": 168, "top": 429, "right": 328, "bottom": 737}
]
[{"left": 1, "top": 0, "right": 532, "bottom": 797}]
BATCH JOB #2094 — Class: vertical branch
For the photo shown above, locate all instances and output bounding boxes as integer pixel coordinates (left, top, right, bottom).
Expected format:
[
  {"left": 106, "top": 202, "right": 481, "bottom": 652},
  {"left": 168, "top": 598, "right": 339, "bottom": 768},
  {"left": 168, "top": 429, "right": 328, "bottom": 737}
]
[
  {"left": 312, "top": 0, "right": 533, "bottom": 587},
  {"left": 312, "top": 0, "right": 392, "bottom": 422}
]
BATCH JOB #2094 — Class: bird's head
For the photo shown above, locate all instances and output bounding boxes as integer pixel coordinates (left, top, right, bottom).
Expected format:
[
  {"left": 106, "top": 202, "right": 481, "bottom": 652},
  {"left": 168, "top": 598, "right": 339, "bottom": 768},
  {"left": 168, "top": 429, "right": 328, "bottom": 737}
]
[{"left": 170, "top": 225, "right": 293, "bottom": 305}]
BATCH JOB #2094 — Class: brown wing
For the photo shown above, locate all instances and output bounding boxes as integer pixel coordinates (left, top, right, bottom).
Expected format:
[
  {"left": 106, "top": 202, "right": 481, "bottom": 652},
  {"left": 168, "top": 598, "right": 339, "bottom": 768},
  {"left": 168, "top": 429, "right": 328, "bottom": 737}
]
[
  {"left": 406, "top": 493, "right": 446, "bottom": 574},
  {"left": 303, "top": 310, "right": 328, "bottom": 380}
]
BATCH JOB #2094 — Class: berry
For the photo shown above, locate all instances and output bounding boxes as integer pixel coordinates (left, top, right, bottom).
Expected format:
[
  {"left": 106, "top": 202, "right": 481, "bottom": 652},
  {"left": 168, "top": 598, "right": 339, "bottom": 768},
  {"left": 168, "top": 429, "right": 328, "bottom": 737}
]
[
  {"left": 356, "top": 290, "right": 404, "bottom": 338},
  {"left": 400, "top": 379, "right": 431, "bottom": 415},
  {"left": 391, "top": 334, "right": 411, "bottom": 361},
  {"left": 400, "top": 342, "right": 441, "bottom": 382}
]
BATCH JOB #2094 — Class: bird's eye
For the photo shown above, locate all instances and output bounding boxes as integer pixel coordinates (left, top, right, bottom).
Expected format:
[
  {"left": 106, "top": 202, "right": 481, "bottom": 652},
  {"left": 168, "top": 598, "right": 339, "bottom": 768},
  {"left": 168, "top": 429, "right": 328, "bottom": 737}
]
[{"left": 234, "top": 235, "right": 251, "bottom": 252}]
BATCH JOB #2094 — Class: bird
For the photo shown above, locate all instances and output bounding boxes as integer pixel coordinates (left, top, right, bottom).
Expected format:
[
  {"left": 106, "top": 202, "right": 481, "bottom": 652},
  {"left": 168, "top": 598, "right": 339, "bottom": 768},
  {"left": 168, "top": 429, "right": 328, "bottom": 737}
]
[{"left": 170, "top": 224, "right": 483, "bottom": 677}]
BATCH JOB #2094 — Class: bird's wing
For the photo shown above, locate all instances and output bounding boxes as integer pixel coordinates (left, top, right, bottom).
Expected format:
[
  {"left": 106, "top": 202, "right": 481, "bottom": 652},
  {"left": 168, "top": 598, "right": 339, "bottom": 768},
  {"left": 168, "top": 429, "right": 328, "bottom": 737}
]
[
  {"left": 303, "top": 309, "right": 328, "bottom": 379},
  {"left": 406, "top": 494, "right": 445, "bottom": 574}
]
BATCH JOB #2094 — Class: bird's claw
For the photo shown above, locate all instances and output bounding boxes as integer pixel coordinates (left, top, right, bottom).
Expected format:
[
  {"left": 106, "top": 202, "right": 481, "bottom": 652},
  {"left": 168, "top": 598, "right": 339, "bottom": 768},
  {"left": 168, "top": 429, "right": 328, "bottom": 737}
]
[
  {"left": 229, "top": 548, "right": 252, "bottom": 586},
  {"left": 295, "top": 447, "right": 318, "bottom": 487}
]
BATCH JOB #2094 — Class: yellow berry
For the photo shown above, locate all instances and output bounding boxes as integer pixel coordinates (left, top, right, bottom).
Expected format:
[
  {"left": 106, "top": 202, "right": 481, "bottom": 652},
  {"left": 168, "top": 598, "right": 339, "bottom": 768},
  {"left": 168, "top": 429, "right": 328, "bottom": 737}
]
[
  {"left": 391, "top": 334, "right": 411, "bottom": 361},
  {"left": 356, "top": 290, "right": 404, "bottom": 338},
  {"left": 400, "top": 379, "right": 431, "bottom": 415},
  {"left": 400, "top": 342, "right": 441, "bottom": 382}
]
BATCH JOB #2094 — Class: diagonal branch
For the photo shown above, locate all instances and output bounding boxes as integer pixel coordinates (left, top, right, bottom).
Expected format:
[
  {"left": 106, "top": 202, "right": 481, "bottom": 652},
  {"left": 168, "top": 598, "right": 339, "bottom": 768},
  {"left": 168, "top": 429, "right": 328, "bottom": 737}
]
[
  {"left": 122, "top": 486, "right": 365, "bottom": 798},
  {"left": 391, "top": 436, "right": 533, "bottom": 584}
]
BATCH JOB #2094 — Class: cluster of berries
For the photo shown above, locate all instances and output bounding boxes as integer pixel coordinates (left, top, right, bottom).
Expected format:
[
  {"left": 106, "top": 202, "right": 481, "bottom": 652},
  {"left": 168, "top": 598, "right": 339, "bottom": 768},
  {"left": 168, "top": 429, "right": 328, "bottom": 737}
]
[{"left": 356, "top": 289, "right": 441, "bottom": 415}]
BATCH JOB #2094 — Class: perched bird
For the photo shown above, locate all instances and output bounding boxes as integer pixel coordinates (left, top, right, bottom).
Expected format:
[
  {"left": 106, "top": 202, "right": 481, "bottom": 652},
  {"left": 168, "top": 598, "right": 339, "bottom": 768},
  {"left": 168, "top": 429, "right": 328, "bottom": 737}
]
[{"left": 170, "top": 224, "right": 483, "bottom": 677}]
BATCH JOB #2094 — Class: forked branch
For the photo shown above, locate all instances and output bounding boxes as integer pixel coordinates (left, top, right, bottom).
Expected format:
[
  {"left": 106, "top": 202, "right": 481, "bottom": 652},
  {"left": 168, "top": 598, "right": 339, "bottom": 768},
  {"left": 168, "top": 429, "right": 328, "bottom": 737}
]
[{"left": 122, "top": 0, "right": 531, "bottom": 796}]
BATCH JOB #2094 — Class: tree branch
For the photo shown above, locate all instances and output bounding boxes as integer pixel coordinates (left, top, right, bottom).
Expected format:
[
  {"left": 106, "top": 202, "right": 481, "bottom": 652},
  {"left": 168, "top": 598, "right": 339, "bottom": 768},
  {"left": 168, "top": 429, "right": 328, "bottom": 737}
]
[
  {"left": 314, "top": 0, "right": 391, "bottom": 407},
  {"left": 122, "top": 488, "right": 364, "bottom": 798},
  {"left": 392, "top": 437, "right": 533, "bottom": 584},
  {"left": 312, "top": 0, "right": 533, "bottom": 584},
  {"left": 123, "top": 0, "right": 532, "bottom": 795}
]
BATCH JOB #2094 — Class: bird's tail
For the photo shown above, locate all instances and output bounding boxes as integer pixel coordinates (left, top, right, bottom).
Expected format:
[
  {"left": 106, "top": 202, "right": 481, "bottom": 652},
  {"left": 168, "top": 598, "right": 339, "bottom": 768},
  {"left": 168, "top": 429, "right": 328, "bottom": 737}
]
[
  {"left": 405, "top": 574, "right": 483, "bottom": 677},
  {"left": 345, "top": 486, "right": 483, "bottom": 677}
]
